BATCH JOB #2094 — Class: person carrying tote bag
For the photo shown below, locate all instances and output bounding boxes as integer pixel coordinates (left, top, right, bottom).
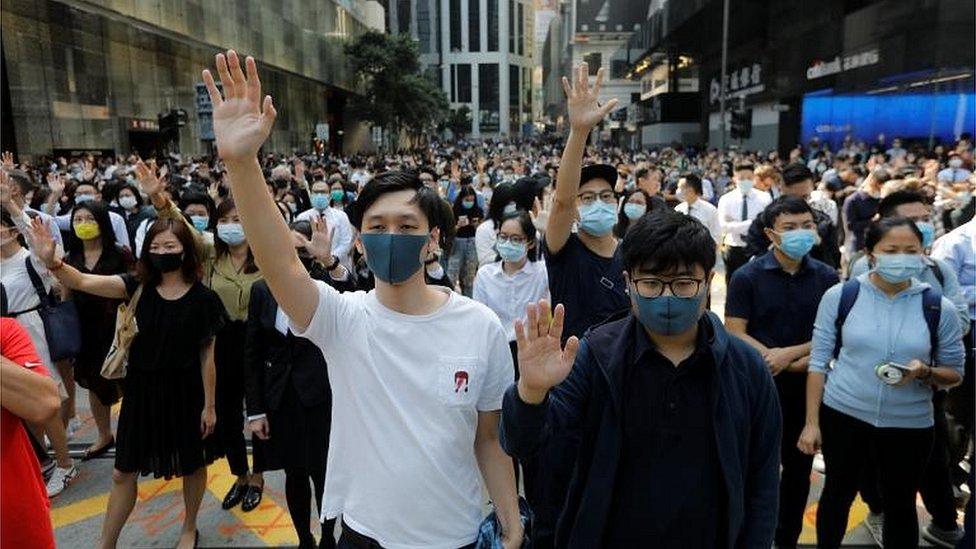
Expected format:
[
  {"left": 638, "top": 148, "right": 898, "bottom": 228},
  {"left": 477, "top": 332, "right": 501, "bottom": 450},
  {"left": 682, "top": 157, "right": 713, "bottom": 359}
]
[{"left": 101, "top": 284, "right": 143, "bottom": 380}]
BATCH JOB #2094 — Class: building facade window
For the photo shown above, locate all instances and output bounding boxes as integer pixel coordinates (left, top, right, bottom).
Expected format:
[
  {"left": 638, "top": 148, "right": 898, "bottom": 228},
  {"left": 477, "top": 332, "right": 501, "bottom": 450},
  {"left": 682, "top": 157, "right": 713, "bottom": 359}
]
[
  {"left": 450, "top": 0, "right": 462, "bottom": 51},
  {"left": 457, "top": 63, "right": 472, "bottom": 103},
  {"left": 487, "top": 0, "right": 499, "bottom": 51},
  {"left": 397, "top": 0, "right": 411, "bottom": 34},
  {"left": 516, "top": 2, "right": 524, "bottom": 56},
  {"left": 469, "top": 0, "right": 480, "bottom": 52},
  {"left": 479, "top": 63, "right": 499, "bottom": 132},
  {"left": 508, "top": 0, "right": 516, "bottom": 53},
  {"left": 418, "top": 0, "right": 432, "bottom": 53},
  {"left": 450, "top": 64, "right": 457, "bottom": 102},
  {"left": 583, "top": 52, "right": 601, "bottom": 74}
]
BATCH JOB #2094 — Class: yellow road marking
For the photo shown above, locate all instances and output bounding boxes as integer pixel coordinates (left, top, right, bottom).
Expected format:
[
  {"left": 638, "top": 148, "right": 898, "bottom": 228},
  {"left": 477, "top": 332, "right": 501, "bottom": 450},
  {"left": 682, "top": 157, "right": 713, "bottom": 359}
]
[
  {"left": 51, "top": 459, "right": 300, "bottom": 546},
  {"left": 798, "top": 496, "right": 868, "bottom": 544}
]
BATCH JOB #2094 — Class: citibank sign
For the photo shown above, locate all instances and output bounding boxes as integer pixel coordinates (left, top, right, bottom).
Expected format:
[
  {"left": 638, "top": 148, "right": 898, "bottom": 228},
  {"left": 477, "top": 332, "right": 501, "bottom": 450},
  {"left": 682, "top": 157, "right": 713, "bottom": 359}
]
[{"left": 807, "top": 49, "right": 880, "bottom": 80}]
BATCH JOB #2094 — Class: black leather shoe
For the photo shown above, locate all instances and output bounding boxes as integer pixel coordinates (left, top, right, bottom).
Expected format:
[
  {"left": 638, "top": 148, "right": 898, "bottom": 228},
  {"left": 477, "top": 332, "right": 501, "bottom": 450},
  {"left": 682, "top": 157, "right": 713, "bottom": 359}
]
[
  {"left": 241, "top": 483, "right": 263, "bottom": 512},
  {"left": 221, "top": 483, "right": 246, "bottom": 510}
]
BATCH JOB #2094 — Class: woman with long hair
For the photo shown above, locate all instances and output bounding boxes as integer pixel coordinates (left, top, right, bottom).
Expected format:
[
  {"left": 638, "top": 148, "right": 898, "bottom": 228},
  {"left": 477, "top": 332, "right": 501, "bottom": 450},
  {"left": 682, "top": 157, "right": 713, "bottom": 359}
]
[
  {"left": 208, "top": 198, "right": 266, "bottom": 512},
  {"left": 447, "top": 182, "right": 484, "bottom": 296},
  {"left": 62, "top": 200, "right": 131, "bottom": 461},
  {"left": 29, "top": 215, "right": 227, "bottom": 549},
  {"left": 613, "top": 189, "right": 652, "bottom": 239}
]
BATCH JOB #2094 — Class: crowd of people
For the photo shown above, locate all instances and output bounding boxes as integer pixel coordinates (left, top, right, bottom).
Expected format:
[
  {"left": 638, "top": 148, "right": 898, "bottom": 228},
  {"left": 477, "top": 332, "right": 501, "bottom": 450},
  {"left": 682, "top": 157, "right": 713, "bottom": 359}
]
[{"left": 0, "top": 53, "right": 974, "bottom": 549}]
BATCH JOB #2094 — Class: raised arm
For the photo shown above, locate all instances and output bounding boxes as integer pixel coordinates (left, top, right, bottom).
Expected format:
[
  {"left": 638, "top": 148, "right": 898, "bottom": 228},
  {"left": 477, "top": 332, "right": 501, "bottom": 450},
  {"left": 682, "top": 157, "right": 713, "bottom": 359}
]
[
  {"left": 203, "top": 50, "right": 318, "bottom": 330},
  {"left": 28, "top": 217, "right": 127, "bottom": 299},
  {"left": 545, "top": 63, "right": 618, "bottom": 254}
]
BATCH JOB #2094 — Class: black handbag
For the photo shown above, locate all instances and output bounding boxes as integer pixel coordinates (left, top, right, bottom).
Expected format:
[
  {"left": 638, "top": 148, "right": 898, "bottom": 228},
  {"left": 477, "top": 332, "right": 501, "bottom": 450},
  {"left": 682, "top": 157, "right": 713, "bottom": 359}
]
[{"left": 23, "top": 257, "right": 82, "bottom": 361}]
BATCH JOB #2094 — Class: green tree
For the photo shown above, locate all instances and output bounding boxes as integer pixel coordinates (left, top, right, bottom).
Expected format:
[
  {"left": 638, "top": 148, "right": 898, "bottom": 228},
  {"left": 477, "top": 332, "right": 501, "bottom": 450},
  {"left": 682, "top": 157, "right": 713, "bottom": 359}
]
[
  {"left": 344, "top": 31, "right": 448, "bottom": 150},
  {"left": 444, "top": 106, "right": 472, "bottom": 139}
]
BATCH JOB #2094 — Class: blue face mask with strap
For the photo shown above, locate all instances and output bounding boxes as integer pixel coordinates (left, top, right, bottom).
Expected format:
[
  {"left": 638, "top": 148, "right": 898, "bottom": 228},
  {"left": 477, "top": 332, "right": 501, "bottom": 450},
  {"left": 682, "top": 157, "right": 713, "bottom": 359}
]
[
  {"left": 311, "top": 193, "right": 330, "bottom": 210},
  {"left": 631, "top": 284, "right": 707, "bottom": 336},
  {"left": 216, "top": 223, "right": 246, "bottom": 246},
  {"left": 190, "top": 215, "right": 210, "bottom": 232},
  {"left": 915, "top": 221, "right": 935, "bottom": 248},
  {"left": 578, "top": 201, "right": 617, "bottom": 236},
  {"left": 775, "top": 229, "right": 818, "bottom": 260},
  {"left": 360, "top": 233, "right": 430, "bottom": 284},
  {"left": 873, "top": 253, "right": 924, "bottom": 283}
]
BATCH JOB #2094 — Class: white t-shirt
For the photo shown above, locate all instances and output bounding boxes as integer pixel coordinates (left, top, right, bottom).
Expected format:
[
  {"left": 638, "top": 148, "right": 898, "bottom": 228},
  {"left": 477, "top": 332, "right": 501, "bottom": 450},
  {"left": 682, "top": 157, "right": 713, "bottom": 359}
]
[
  {"left": 0, "top": 248, "right": 57, "bottom": 380},
  {"left": 292, "top": 282, "right": 513, "bottom": 549}
]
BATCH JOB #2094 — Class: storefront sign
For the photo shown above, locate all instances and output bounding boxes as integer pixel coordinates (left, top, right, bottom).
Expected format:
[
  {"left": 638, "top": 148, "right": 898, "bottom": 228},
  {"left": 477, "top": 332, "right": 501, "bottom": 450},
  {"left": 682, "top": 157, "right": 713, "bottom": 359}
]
[
  {"left": 127, "top": 118, "right": 159, "bottom": 132},
  {"left": 709, "top": 63, "right": 764, "bottom": 106},
  {"left": 806, "top": 48, "right": 879, "bottom": 80},
  {"left": 195, "top": 82, "right": 222, "bottom": 141}
]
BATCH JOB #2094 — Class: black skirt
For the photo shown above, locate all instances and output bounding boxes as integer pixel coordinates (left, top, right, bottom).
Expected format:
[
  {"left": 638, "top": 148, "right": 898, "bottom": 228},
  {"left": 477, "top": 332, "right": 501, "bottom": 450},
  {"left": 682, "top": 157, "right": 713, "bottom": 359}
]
[
  {"left": 114, "top": 366, "right": 224, "bottom": 478},
  {"left": 263, "top": 381, "right": 329, "bottom": 472}
]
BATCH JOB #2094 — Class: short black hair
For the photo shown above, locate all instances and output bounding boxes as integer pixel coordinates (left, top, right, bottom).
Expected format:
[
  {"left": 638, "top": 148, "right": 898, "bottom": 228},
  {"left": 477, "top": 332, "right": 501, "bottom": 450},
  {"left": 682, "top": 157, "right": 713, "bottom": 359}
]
[
  {"left": 734, "top": 162, "right": 755, "bottom": 172},
  {"left": 178, "top": 191, "right": 215, "bottom": 217},
  {"left": 634, "top": 167, "right": 649, "bottom": 180},
  {"left": 762, "top": 196, "right": 814, "bottom": 227},
  {"left": 681, "top": 173, "right": 703, "bottom": 195},
  {"left": 865, "top": 216, "right": 923, "bottom": 251},
  {"left": 782, "top": 163, "right": 815, "bottom": 187},
  {"left": 347, "top": 170, "right": 444, "bottom": 231},
  {"left": 877, "top": 190, "right": 929, "bottom": 218},
  {"left": 486, "top": 183, "right": 517, "bottom": 227},
  {"left": 4, "top": 169, "right": 34, "bottom": 195},
  {"left": 621, "top": 210, "right": 716, "bottom": 275}
]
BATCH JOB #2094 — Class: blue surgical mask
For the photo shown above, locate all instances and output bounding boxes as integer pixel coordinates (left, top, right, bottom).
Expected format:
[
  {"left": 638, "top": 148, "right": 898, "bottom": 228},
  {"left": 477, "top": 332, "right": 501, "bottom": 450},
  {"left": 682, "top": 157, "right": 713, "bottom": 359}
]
[
  {"left": 873, "top": 253, "right": 924, "bottom": 283},
  {"left": 75, "top": 194, "right": 95, "bottom": 204},
  {"left": 737, "top": 179, "right": 754, "bottom": 195},
  {"left": 776, "top": 229, "right": 818, "bottom": 260},
  {"left": 190, "top": 215, "right": 210, "bottom": 232},
  {"left": 503, "top": 203, "right": 518, "bottom": 215},
  {"left": 360, "top": 233, "right": 429, "bottom": 284},
  {"left": 330, "top": 189, "right": 346, "bottom": 202},
  {"left": 311, "top": 193, "right": 330, "bottom": 210},
  {"left": 631, "top": 285, "right": 707, "bottom": 336},
  {"left": 496, "top": 239, "right": 527, "bottom": 262},
  {"left": 915, "top": 221, "right": 935, "bottom": 248},
  {"left": 578, "top": 201, "right": 617, "bottom": 236},
  {"left": 216, "top": 223, "right": 246, "bottom": 246},
  {"left": 623, "top": 203, "right": 646, "bottom": 220},
  {"left": 462, "top": 199, "right": 475, "bottom": 209}
]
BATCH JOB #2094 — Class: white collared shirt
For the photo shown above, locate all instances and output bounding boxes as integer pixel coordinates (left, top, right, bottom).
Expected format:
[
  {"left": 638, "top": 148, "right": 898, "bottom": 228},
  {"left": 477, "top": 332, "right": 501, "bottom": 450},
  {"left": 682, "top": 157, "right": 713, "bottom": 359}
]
[
  {"left": 675, "top": 199, "right": 722, "bottom": 244},
  {"left": 717, "top": 188, "right": 772, "bottom": 247},
  {"left": 472, "top": 259, "right": 549, "bottom": 342}
]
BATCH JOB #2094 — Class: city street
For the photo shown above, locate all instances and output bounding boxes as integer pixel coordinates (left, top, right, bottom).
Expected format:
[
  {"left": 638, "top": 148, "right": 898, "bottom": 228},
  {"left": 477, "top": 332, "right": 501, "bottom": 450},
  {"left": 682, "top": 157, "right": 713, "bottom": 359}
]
[{"left": 48, "top": 270, "right": 957, "bottom": 547}]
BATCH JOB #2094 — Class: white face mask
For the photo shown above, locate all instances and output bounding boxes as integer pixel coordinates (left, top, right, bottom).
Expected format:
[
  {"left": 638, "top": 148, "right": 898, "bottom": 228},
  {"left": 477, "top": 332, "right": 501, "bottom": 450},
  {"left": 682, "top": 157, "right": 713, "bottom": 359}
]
[{"left": 948, "top": 158, "right": 963, "bottom": 168}]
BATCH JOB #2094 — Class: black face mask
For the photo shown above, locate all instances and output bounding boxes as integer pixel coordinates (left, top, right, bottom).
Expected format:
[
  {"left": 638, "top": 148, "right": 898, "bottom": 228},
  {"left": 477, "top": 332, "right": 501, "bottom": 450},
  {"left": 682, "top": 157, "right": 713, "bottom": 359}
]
[{"left": 148, "top": 252, "right": 183, "bottom": 273}]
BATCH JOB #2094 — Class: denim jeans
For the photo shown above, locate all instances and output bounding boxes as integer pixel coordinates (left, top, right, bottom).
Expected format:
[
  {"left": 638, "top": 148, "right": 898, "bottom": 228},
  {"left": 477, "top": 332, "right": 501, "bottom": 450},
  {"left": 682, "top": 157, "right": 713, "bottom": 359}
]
[{"left": 447, "top": 237, "right": 478, "bottom": 297}]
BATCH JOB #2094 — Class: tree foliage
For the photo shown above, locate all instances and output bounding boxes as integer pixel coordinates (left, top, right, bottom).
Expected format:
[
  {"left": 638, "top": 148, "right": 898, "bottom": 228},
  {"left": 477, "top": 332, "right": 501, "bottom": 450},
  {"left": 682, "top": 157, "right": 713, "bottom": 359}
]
[
  {"left": 444, "top": 106, "right": 472, "bottom": 138},
  {"left": 344, "top": 31, "right": 448, "bottom": 149}
]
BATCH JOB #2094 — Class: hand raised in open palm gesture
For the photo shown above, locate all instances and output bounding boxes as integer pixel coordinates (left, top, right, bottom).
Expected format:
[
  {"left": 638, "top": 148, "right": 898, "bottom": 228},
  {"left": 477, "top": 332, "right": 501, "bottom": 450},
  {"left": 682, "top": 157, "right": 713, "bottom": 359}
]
[
  {"left": 515, "top": 300, "right": 580, "bottom": 404},
  {"left": 202, "top": 50, "right": 277, "bottom": 163},
  {"left": 561, "top": 63, "right": 619, "bottom": 132}
]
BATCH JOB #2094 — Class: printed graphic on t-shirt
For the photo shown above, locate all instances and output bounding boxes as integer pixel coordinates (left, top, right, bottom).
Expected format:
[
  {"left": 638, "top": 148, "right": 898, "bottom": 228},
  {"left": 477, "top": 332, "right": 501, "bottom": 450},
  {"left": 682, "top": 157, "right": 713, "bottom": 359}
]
[{"left": 439, "top": 357, "right": 479, "bottom": 407}]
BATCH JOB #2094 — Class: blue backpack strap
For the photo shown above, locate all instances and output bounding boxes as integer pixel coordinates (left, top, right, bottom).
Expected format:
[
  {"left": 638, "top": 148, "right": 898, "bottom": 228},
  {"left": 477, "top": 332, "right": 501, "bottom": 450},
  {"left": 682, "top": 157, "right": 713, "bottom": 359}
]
[
  {"left": 833, "top": 279, "right": 861, "bottom": 358},
  {"left": 921, "top": 287, "right": 942, "bottom": 365}
]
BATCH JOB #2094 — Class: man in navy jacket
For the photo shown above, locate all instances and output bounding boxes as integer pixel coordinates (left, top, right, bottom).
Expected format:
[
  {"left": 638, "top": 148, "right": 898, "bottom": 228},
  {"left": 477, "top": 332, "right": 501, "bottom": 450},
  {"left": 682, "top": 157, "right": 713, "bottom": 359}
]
[{"left": 501, "top": 210, "right": 781, "bottom": 548}]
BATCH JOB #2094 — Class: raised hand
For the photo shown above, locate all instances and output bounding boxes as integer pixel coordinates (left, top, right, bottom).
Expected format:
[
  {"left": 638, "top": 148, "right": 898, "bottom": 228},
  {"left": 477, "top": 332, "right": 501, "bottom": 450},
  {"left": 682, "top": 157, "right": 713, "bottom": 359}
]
[
  {"left": 46, "top": 172, "right": 66, "bottom": 196},
  {"left": 202, "top": 50, "right": 277, "bottom": 163},
  {"left": 29, "top": 217, "right": 58, "bottom": 267},
  {"left": 515, "top": 300, "right": 580, "bottom": 404},
  {"left": 133, "top": 159, "right": 165, "bottom": 197},
  {"left": 296, "top": 215, "right": 334, "bottom": 263},
  {"left": 561, "top": 63, "right": 619, "bottom": 132},
  {"left": 1, "top": 151, "right": 14, "bottom": 169}
]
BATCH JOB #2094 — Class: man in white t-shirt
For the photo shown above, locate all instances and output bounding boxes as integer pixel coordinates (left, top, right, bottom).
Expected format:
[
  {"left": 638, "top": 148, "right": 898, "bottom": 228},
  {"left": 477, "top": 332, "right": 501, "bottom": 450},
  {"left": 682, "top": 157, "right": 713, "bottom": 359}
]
[{"left": 202, "top": 50, "right": 522, "bottom": 549}]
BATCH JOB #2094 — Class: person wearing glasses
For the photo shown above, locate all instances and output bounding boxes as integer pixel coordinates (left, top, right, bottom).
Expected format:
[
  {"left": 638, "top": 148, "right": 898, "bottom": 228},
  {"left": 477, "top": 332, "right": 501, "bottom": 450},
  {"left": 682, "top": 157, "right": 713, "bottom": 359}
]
[
  {"left": 500, "top": 210, "right": 781, "bottom": 547},
  {"left": 724, "top": 196, "right": 840, "bottom": 548},
  {"left": 543, "top": 63, "right": 630, "bottom": 346}
]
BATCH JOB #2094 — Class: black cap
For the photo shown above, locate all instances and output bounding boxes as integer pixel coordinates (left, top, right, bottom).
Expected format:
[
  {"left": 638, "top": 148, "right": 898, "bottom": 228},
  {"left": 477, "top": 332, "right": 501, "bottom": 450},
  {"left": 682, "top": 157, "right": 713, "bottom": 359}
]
[{"left": 580, "top": 164, "right": 618, "bottom": 189}]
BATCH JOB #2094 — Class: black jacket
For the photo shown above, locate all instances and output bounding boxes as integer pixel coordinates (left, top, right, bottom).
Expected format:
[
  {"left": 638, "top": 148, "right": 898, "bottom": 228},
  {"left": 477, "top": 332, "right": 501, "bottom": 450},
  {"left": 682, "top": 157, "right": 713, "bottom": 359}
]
[
  {"left": 745, "top": 207, "right": 840, "bottom": 268},
  {"left": 243, "top": 275, "right": 355, "bottom": 416},
  {"left": 500, "top": 312, "right": 781, "bottom": 548}
]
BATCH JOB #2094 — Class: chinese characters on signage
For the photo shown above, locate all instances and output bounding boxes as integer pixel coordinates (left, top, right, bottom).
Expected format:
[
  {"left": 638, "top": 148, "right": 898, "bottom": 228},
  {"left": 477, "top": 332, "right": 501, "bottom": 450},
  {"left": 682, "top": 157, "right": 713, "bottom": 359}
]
[
  {"left": 806, "top": 48, "right": 880, "bottom": 80},
  {"left": 709, "top": 63, "right": 764, "bottom": 105}
]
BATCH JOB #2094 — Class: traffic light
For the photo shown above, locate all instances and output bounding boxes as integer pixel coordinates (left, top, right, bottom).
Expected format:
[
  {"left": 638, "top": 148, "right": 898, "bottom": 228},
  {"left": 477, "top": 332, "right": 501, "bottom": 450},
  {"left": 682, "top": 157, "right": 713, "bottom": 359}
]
[{"left": 730, "top": 109, "right": 752, "bottom": 139}]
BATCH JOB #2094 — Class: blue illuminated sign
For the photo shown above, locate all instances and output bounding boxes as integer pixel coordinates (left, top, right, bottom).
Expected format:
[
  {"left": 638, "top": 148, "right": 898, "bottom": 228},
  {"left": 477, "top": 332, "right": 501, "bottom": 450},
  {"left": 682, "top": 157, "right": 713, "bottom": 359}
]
[{"left": 800, "top": 92, "right": 976, "bottom": 148}]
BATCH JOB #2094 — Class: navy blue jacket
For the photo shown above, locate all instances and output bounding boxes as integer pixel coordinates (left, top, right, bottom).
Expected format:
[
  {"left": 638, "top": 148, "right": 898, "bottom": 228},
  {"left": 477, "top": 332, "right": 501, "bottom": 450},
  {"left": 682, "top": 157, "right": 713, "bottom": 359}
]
[{"left": 500, "top": 311, "right": 782, "bottom": 548}]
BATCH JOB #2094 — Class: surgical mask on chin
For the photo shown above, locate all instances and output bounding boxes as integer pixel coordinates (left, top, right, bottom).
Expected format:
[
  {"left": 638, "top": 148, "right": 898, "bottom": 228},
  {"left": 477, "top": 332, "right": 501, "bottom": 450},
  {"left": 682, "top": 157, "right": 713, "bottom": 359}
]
[
  {"left": 360, "top": 233, "right": 429, "bottom": 284},
  {"left": 631, "top": 286, "right": 706, "bottom": 336},
  {"left": 578, "top": 201, "right": 617, "bottom": 236},
  {"left": 873, "top": 253, "right": 924, "bottom": 283}
]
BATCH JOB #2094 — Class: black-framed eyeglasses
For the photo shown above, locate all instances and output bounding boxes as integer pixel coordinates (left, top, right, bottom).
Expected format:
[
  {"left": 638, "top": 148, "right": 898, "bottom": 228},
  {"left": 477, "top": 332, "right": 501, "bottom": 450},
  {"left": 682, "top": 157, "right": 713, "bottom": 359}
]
[
  {"left": 631, "top": 277, "right": 705, "bottom": 298},
  {"left": 577, "top": 190, "right": 617, "bottom": 205},
  {"left": 496, "top": 234, "right": 528, "bottom": 245}
]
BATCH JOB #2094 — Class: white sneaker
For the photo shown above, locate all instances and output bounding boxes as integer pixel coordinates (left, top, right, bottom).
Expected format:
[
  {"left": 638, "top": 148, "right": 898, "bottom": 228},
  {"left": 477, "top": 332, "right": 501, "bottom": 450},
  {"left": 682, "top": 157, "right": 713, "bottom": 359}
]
[
  {"left": 864, "top": 512, "right": 884, "bottom": 547},
  {"left": 46, "top": 464, "right": 77, "bottom": 498},
  {"left": 65, "top": 418, "right": 81, "bottom": 440},
  {"left": 813, "top": 452, "right": 826, "bottom": 474}
]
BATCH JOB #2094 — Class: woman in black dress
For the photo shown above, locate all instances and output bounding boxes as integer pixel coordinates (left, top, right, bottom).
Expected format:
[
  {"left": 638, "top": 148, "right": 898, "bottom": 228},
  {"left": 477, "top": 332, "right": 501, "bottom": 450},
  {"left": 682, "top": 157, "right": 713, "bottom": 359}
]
[
  {"left": 62, "top": 200, "right": 131, "bottom": 459},
  {"left": 29, "top": 216, "right": 226, "bottom": 549},
  {"left": 243, "top": 219, "right": 353, "bottom": 549}
]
